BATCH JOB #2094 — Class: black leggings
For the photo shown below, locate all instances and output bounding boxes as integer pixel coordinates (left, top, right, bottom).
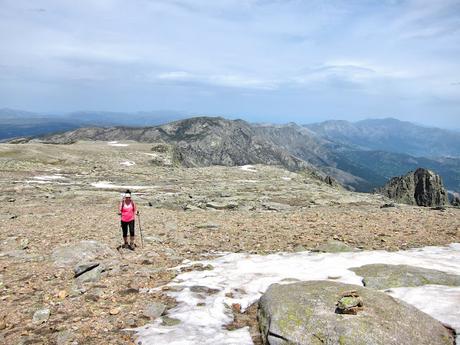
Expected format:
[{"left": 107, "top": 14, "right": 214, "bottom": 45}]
[{"left": 121, "top": 220, "right": 135, "bottom": 237}]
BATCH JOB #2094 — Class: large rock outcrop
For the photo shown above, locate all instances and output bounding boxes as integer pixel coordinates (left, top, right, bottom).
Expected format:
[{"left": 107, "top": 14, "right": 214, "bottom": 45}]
[
  {"left": 258, "top": 281, "right": 454, "bottom": 345},
  {"left": 378, "top": 168, "right": 448, "bottom": 207},
  {"left": 451, "top": 193, "right": 460, "bottom": 207}
]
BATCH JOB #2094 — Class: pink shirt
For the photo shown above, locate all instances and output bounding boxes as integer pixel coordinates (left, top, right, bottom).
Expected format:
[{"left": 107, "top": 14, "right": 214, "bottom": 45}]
[{"left": 119, "top": 201, "right": 136, "bottom": 222}]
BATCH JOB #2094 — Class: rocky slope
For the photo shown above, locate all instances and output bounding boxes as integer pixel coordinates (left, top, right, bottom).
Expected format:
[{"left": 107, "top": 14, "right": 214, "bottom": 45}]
[{"left": 163, "top": 118, "right": 312, "bottom": 171}]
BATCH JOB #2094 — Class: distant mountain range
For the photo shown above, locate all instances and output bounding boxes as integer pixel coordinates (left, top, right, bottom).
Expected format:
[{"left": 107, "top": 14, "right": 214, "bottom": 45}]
[
  {"left": 306, "top": 118, "right": 460, "bottom": 158},
  {"left": 0, "top": 108, "right": 189, "bottom": 141},
  {"left": 14, "top": 115, "right": 460, "bottom": 193}
]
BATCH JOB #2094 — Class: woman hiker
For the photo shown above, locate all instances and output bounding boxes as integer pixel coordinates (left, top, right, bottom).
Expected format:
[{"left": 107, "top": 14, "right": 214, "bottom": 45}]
[{"left": 118, "top": 189, "right": 138, "bottom": 250}]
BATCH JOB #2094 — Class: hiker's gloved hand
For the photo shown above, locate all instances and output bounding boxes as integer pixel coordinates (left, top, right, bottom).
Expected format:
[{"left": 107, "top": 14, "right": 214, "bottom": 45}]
[
  {"left": 136, "top": 211, "right": 140, "bottom": 215},
  {"left": 117, "top": 212, "right": 121, "bottom": 216}
]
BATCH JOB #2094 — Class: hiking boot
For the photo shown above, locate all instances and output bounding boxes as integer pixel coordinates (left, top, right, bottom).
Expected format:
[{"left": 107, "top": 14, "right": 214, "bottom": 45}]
[
  {"left": 122, "top": 243, "right": 129, "bottom": 249},
  {"left": 128, "top": 244, "right": 135, "bottom": 251}
]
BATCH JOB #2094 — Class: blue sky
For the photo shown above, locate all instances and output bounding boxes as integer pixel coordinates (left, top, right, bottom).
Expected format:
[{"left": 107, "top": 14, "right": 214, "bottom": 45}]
[{"left": 0, "top": 0, "right": 459, "bottom": 127}]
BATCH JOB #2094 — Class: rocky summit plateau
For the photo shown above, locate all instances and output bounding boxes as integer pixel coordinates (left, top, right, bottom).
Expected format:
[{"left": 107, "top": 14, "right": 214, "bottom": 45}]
[{"left": 1, "top": 120, "right": 460, "bottom": 344}]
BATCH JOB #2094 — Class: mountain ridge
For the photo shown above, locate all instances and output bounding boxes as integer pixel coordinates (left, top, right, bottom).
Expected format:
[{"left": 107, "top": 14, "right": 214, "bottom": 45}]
[
  {"left": 305, "top": 118, "right": 460, "bottom": 157},
  {"left": 20, "top": 116, "right": 460, "bottom": 193}
]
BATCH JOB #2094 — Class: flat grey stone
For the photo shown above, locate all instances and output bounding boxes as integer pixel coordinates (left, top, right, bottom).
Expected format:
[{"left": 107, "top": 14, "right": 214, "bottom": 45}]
[
  {"left": 19, "top": 239, "right": 29, "bottom": 249},
  {"left": 314, "top": 240, "right": 355, "bottom": 253},
  {"left": 164, "top": 222, "right": 178, "bottom": 231},
  {"left": 56, "top": 330, "right": 76, "bottom": 345},
  {"left": 195, "top": 223, "right": 221, "bottom": 230},
  {"left": 206, "top": 202, "right": 238, "bottom": 210},
  {"left": 143, "top": 302, "right": 167, "bottom": 319},
  {"left": 184, "top": 204, "right": 201, "bottom": 211},
  {"left": 350, "top": 264, "right": 460, "bottom": 289},
  {"left": 161, "top": 316, "right": 181, "bottom": 326},
  {"left": 189, "top": 285, "right": 220, "bottom": 295},
  {"left": 32, "top": 308, "right": 50, "bottom": 324},
  {"left": 69, "top": 285, "right": 86, "bottom": 297},
  {"left": 52, "top": 240, "right": 116, "bottom": 267},
  {"left": 75, "top": 265, "right": 104, "bottom": 284},
  {"left": 293, "top": 245, "right": 307, "bottom": 252},
  {"left": 144, "top": 236, "right": 163, "bottom": 244},
  {"left": 74, "top": 262, "right": 99, "bottom": 278},
  {"left": 262, "top": 202, "right": 291, "bottom": 211}
]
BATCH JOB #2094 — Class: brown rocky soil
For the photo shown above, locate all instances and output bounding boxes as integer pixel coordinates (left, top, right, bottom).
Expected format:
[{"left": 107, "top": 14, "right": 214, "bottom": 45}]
[{"left": 1, "top": 141, "right": 459, "bottom": 344}]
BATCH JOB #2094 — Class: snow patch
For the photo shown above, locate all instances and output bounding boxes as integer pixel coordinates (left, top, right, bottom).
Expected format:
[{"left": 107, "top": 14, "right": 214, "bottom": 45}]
[
  {"left": 108, "top": 141, "right": 129, "bottom": 147},
  {"left": 239, "top": 165, "right": 257, "bottom": 172},
  {"left": 120, "top": 161, "right": 135, "bottom": 166},
  {"left": 90, "top": 181, "right": 151, "bottom": 189},
  {"left": 22, "top": 180, "right": 52, "bottom": 184},
  {"left": 33, "top": 175, "right": 65, "bottom": 181},
  {"left": 136, "top": 244, "right": 460, "bottom": 345},
  {"left": 281, "top": 176, "right": 291, "bottom": 181},
  {"left": 21, "top": 174, "right": 70, "bottom": 185}
]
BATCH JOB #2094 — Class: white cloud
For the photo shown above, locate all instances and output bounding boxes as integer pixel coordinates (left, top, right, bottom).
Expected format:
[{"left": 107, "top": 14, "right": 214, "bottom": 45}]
[
  {"left": 157, "top": 71, "right": 194, "bottom": 80},
  {"left": 292, "top": 61, "right": 417, "bottom": 88},
  {"left": 157, "top": 71, "right": 277, "bottom": 90},
  {"left": 0, "top": 0, "right": 459, "bottom": 126}
]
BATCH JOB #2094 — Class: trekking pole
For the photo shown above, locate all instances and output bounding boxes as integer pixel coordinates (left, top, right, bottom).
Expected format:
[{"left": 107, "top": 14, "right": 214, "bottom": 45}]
[
  {"left": 117, "top": 195, "right": 124, "bottom": 249},
  {"left": 137, "top": 212, "right": 144, "bottom": 248}
]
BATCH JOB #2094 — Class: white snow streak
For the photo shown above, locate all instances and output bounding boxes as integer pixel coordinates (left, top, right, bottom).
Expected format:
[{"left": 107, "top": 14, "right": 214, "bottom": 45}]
[
  {"left": 90, "top": 181, "right": 151, "bottom": 189},
  {"left": 108, "top": 141, "right": 129, "bottom": 147},
  {"left": 33, "top": 174, "right": 65, "bottom": 181},
  {"left": 239, "top": 165, "right": 257, "bottom": 172}
]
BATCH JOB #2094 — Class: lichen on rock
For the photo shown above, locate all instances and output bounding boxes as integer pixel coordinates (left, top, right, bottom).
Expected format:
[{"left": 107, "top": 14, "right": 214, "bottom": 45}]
[{"left": 257, "top": 280, "right": 454, "bottom": 345}]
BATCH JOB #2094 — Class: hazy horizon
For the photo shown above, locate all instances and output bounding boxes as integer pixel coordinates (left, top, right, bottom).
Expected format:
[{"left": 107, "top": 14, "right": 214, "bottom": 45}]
[
  {"left": 1, "top": 1, "right": 459, "bottom": 129},
  {"left": 2, "top": 106, "right": 459, "bottom": 130}
]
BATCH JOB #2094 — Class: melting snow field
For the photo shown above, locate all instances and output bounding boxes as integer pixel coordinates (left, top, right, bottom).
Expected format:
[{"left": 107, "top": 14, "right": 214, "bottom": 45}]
[{"left": 136, "top": 244, "right": 460, "bottom": 345}]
